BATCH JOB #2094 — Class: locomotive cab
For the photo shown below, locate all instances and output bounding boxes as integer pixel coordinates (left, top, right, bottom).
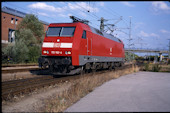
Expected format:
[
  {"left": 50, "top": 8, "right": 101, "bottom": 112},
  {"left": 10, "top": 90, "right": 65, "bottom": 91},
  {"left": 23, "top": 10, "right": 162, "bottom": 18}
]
[
  {"left": 42, "top": 25, "right": 75, "bottom": 57},
  {"left": 38, "top": 22, "right": 89, "bottom": 75}
]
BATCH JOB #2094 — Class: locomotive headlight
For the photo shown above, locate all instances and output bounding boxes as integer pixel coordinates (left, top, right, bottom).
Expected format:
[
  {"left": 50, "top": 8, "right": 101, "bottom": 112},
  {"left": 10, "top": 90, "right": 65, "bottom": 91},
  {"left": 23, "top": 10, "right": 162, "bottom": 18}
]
[
  {"left": 68, "top": 51, "right": 71, "bottom": 54},
  {"left": 57, "top": 39, "right": 60, "bottom": 42},
  {"left": 43, "top": 50, "right": 47, "bottom": 54}
]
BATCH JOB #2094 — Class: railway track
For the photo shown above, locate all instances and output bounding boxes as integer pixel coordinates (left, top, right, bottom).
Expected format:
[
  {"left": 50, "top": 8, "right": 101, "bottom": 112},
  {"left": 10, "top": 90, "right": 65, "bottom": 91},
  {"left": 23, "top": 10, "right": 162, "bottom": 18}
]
[
  {"left": 2, "top": 75, "right": 79, "bottom": 101},
  {"left": 2, "top": 63, "right": 38, "bottom": 67},
  {"left": 2, "top": 66, "right": 39, "bottom": 74},
  {"left": 2, "top": 63, "right": 137, "bottom": 101}
]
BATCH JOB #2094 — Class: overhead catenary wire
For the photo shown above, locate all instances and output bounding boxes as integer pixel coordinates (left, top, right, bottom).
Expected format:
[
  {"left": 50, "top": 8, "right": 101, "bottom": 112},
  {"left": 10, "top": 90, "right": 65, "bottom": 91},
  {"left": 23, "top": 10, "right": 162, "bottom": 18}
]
[
  {"left": 99, "top": 4, "right": 129, "bottom": 28},
  {"left": 51, "top": 2, "right": 82, "bottom": 20},
  {"left": 94, "top": 3, "right": 131, "bottom": 39},
  {"left": 102, "top": 4, "right": 136, "bottom": 40},
  {"left": 61, "top": 2, "right": 101, "bottom": 28},
  {"left": 73, "top": 1, "right": 100, "bottom": 20},
  {"left": 86, "top": 2, "right": 134, "bottom": 43}
]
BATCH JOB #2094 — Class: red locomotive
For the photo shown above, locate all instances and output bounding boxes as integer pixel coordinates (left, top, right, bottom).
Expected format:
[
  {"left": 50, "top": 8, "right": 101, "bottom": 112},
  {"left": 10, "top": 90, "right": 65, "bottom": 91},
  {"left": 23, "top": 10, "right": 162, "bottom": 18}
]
[{"left": 38, "top": 16, "right": 125, "bottom": 75}]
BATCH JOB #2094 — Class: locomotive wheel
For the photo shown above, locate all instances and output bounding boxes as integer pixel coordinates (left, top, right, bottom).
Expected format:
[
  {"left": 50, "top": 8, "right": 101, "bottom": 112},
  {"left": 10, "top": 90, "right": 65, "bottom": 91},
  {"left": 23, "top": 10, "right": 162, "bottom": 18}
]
[
  {"left": 91, "top": 63, "right": 97, "bottom": 74},
  {"left": 109, "top": 63, "right": 114, "bottom": 71},
  {"left": 109, "top": 65, "right": 112, "bottom": 71},
  {"left": 92, "top": 68, "right": 96, "bottom": 74},
  {"left": 80, "top": 66, "right": 85, "bottom": 75}
]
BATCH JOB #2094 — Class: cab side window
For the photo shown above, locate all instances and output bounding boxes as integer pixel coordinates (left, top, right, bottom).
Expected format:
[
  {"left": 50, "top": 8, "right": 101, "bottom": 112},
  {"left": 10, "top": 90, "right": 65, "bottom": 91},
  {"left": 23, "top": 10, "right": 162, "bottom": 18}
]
[{"left": 82, "top": 30, "right": 86, "bottom": 39}]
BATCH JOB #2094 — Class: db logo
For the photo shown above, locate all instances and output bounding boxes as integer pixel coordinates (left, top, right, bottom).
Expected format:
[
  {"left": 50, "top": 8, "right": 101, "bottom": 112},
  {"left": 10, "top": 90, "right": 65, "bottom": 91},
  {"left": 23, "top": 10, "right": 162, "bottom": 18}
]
[{"left": 54, "top": 43, "right": 61, "bottom": 48}]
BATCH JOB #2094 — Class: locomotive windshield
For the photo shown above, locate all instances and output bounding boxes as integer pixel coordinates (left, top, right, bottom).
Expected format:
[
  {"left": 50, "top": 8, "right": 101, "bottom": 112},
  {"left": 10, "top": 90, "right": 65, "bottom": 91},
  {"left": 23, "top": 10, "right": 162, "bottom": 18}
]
[{"left": 46, "top": 27, "right": 75, "bottom": 37}]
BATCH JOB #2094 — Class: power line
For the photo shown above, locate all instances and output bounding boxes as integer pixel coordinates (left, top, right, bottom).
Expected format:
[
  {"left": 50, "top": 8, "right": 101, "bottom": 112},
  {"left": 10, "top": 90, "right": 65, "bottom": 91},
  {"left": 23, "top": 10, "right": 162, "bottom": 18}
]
[
  {"left": 99, "top": 6, "right": 119, "bottom": 19},
  {"left": 71, "top": 2, "right": 101, "bottom": 28},
  {"left": 61, "top": 2, "right": 100, "bottom": 28},
  {"left": 103, "top": 4, "right": 135, "bottom": 46},
  {"left": 98, "top": 3, "right": 135, "bottom": 51},
  {"left": 97, "top": 3, "right": 131, "bottom": 40},
  {"left": 168, "top": 39, "right": 170, "bottom": 59},
  {"left": 52, "top": 2, "right": 81, "bottom": 19},
  {"left": 73, "top": 1, "right": 100, "bottom": 20},
  {"left": 99, "top": 4, "right": 127, "bottom": 25},
  {"left": 104, "top": 5, "right": 132, "bottom": 28}
]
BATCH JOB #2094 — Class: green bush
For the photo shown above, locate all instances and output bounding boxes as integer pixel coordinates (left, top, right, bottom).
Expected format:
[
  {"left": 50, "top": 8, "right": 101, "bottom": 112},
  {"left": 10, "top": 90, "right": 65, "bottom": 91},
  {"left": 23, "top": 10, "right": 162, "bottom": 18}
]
[
  {"left": 2, "top": 43, "right": 15, "bottom": 63},
  {"left": 152, "top": 64, "right": 161, "bottom": 72},
  {"left": 28, "top": 45, "right": 41, "bottom": 63},
  {"left": 144, "top": 63, "right": 149, "bottom": 71},
  {"left": 13, "top": 38, "right": 29, "bottom": 63},
  {"left": 168, "top": 59, "right": 170, "bottom": 65}
]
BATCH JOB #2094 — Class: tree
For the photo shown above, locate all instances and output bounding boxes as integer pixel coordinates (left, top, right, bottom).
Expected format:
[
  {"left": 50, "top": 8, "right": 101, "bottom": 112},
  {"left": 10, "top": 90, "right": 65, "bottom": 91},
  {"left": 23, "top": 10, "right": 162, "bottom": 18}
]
[
  {"left": 17, "top": 14, "right": 44, "bottom": 44},
  {"left": 15, "top": 28, "right": 37, "bottom": 46},
  {"left": 15, "top": 14, "right": 44, "bottom": 63},
  {"left": 12, "top": 38, "right": 29, "bottom": 63},
  {"left": 2, "top": 14, "right": 44, "bottom": 63}
]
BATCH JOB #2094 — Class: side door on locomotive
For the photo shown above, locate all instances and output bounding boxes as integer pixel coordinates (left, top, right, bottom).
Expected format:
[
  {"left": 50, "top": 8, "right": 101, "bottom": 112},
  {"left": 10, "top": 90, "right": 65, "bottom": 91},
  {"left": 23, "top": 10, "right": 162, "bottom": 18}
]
[
  {"left": 79, "top": 29, "right": 93, "bottom": 67},
  {"left": 79, "top": 30, "right": 93, "bottom": 56}
]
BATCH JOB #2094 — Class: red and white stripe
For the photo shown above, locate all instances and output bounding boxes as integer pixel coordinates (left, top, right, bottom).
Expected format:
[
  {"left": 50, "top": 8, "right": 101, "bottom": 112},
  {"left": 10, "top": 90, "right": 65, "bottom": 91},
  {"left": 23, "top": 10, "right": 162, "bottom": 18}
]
[{"left": 42, "top": 42, "right": 72, "bottom": 48}]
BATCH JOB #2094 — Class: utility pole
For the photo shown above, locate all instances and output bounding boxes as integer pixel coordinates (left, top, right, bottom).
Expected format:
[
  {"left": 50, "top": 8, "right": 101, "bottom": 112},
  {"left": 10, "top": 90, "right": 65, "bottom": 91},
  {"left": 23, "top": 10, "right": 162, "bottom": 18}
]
[
  {"left": 168, "top": 39, "right": 170, "bottom": 59},
  {"left": 127, "top": 16, "right": 133, "bottom": 61},
  {"left": 128, "top": 16, "right": 132, "bottom": 49}
]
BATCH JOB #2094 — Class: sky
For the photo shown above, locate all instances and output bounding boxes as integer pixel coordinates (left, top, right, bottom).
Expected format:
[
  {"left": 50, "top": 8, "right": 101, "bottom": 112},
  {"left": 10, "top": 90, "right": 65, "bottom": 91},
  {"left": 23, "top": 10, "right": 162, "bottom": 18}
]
[{"left": 1, "top": 1, "right": 170, "bottom": 56}]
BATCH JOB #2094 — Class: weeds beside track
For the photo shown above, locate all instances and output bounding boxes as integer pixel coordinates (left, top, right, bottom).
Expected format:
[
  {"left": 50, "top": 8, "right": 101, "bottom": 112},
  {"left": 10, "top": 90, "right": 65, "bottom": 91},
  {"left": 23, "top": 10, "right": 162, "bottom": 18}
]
[
  {"left": 2, "top": 63, "right": 141, "bottom": 112},
  {"left": 41, "top": 64, "right": 141, "bottom": 112}
]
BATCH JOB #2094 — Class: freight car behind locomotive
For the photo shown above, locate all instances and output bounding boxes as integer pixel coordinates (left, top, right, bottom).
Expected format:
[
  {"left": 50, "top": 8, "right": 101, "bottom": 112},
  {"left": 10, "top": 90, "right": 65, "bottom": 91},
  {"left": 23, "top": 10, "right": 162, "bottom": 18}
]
[{"left": 38, "top": 16, "right": 125, "bottom": 75}]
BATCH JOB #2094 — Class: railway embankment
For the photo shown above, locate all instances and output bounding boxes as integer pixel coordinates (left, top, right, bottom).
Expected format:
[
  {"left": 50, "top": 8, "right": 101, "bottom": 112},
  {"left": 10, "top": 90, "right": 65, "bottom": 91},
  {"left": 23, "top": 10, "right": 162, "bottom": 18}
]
[
  {"left": 2, "top": 62, "right": 169, "bottom": 112},
  {"left": 2, "top": 63, "right": 141, "bottom": 112}
]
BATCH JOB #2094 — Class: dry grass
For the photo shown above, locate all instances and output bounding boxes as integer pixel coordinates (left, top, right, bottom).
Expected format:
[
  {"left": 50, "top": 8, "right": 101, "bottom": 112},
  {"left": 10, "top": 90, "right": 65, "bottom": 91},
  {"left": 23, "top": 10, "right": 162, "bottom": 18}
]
[
  {"left": 142, "top": 63, "right": 170, "bottom": 72},
  {"left": 41, "top": 64, "right": 140, "bottom": 112},
  {"left": 159, "top": 64, "right": 170, "bottom": 72}
]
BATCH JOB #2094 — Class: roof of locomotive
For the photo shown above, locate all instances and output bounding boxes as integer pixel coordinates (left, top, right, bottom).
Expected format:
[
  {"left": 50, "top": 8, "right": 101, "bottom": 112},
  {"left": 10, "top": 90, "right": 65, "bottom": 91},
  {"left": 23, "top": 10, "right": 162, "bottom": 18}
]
[
  {"left": 48, "top": 22, "right": 123, "bottom": 43},
  {"left": 89, "top": 25, "right": 122, "bottom": 43},
  {"left": 49, "top": 22, "right": 81, "bottom": 26}
]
